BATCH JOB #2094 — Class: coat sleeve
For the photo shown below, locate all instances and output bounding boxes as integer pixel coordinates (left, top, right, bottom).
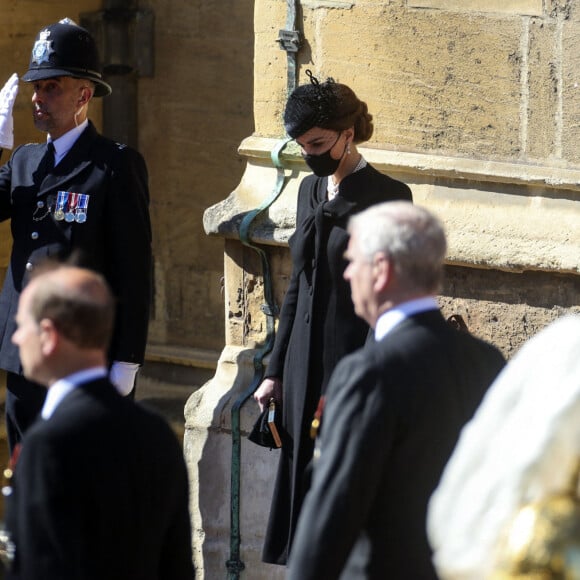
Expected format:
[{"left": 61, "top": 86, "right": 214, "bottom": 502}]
[
  {"left": 265, "top": 178, "right": 316, "bottom": 379},
  {"left": 103, "top": 145, "right": 152, "bottom": 365},
  {"left": 0, "top": 148, "right": 12, "bottom": 221},
  {"left": 264, "top": 263, "right": 298, "bottom": 379},
  {"left": 287, "top": 349, "right": 396, "bottom": 580}
]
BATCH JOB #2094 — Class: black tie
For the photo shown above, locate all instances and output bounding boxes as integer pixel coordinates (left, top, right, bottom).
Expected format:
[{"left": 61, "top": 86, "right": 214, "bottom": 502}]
[
  {"left": 45, "top": 141, "right": 55, "bottom": 172},
  {"left": 37, "top": 142, "right": 55, "bottom": 182}
]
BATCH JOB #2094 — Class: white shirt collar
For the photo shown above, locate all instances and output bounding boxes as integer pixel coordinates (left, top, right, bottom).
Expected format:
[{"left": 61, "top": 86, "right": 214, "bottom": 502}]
[
  {"left": 41, "top": 366, "right": 108, "bottom": 420},
  {"left": 374, "top": 296, "right": 439, "bottom": 342},
  {"left": 49, "top": 119, "right": 88, "bottom": 166}
]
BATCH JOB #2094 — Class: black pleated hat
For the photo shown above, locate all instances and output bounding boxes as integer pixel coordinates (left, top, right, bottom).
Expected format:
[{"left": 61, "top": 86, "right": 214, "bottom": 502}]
[
  {"left": 284, "top": 70, "right": 338, "bottom": 138},
  {"left": 22, "top": 18, "right": 112, "bottom": 98}
]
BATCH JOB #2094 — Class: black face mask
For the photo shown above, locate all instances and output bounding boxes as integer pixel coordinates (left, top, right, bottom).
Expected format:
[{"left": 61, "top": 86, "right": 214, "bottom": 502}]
[{"left": 302, "top": 132, "right": 345, "bottom": 177}]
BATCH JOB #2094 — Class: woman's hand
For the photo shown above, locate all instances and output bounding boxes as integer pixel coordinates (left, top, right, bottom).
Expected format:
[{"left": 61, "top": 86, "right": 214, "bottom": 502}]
[{"left": 254, "top": 377, "right": 283, "bottom": 412}]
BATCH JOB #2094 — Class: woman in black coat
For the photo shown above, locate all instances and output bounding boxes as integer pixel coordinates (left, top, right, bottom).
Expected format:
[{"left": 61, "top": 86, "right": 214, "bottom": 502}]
[{"left": 254, "top": 70, "right": 412, "bottom": 565}]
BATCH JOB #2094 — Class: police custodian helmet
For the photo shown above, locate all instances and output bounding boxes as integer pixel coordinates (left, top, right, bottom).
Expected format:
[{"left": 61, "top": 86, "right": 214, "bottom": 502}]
[{"left": 21, "top": 18, "right": 112, "bottom": 98}]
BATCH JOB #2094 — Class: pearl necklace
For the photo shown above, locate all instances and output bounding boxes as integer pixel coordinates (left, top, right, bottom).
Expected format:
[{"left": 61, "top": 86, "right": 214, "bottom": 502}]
[{"left": 327, "top": 155, "right": 367, "bottom": 200}]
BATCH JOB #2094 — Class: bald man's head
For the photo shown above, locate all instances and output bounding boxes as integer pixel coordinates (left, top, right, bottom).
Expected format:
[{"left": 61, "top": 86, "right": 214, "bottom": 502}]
[{"left": 24, "top": 266, "right": 114, "bottom": 350}]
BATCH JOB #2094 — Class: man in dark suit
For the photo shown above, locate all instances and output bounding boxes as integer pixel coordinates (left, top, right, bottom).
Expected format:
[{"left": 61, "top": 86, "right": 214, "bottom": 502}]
[
  {"left": 3, "top": 264, "right": 194, "bottom": 579},
  {"left": 287, "top": 201, "right": 506, "bottom": 580},
  {"left": 0, "top": 18, "right": 152, "bottom": 451}
]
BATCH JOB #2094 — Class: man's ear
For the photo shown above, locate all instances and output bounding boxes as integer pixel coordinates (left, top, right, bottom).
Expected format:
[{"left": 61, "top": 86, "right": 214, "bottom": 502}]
[
  {"left": 77, "top": 85, "right": 93, "bottom": 107},
  {"left": 373, "top": 252, "right": 391, "bottom": 292},
  {"left": 39, "top": 318, "right": 58, "bottom": 356}
]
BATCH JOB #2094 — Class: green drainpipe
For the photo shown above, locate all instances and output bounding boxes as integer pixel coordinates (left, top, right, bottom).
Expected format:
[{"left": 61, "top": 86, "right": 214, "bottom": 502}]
[
  {"left": 226, "top": 137, "right": 292, "bottom": 580},
  {"left": 226, "top": 1, "right": 302, "bottom": 576}
]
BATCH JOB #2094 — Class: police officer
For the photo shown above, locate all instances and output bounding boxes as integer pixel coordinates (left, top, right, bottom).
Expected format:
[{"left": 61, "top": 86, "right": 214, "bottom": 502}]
[{"left": 0, "top": 18, "right": 152, "bottom": 451}]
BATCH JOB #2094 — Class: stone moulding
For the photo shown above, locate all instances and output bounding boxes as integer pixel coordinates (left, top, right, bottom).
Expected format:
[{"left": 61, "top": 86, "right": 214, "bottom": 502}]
[
  {"left": 204, "top": 136, "right": 580, "bottom": 276},
  {"left": 301, "top": 1, "right": 354, "bottom": 8},
  {"left": 407, "top": 0, "right": 543, "bottom": 17}
]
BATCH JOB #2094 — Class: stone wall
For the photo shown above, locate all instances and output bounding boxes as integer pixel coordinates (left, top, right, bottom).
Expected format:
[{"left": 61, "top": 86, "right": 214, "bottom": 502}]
[
  {"left": 194, "top": 0, "right": 579, "bottom": 578},
  {"left": 142, "top": 0, "right": 254, "bottom": 355}
]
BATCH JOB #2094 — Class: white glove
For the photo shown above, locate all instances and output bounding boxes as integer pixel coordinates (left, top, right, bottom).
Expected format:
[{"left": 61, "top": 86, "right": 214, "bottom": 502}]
[
  {"left": 110, "top": 361, "right": 140, "bottom": 396},
  {"left": 0, "top": 73, "right": 18, "bottom": 150}
]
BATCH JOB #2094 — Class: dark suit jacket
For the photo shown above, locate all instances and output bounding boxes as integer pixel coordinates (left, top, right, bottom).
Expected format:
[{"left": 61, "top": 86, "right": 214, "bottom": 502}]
[
  {"left": 262, "top": 164, "right": 412, "bottom": 563},
  {"left": 5, "top": 378, "right": 194, "bottom": 580},
  {"left": 288, "top": 310, "right": 505, "bottom": 580},
  {"left": 0, "top": 122, "right": 152, "bottom": 372}
]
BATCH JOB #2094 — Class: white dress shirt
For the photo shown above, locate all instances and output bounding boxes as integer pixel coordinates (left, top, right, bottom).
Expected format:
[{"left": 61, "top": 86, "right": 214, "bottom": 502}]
[
  {"left": 374, "top": 296, "right": 439, "bottom": 342},
  {"left": 41, "top": 366, "right": 108, "bottom": 420},
  {"left": 49, "top": 119, "right": 88, "bottom": 166}
]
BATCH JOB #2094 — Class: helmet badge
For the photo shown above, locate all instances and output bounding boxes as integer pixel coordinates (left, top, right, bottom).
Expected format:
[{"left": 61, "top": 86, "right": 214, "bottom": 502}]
[{"left": 31, "top": 29, "right": 54, "bottom": 65}]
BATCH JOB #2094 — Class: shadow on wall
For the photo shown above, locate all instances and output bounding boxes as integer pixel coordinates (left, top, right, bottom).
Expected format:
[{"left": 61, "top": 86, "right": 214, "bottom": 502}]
[{"left": 191, "top": 346, "right": 285, "bottom": 580}]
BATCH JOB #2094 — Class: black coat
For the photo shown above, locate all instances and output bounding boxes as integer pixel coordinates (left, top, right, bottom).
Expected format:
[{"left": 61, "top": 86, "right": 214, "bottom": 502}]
[
  {"left": 0, "top": 122, "right": 152, "bottom": 372},
  {"left": 5, "top": 379, "right": 195, "bottom": 580},
  {"left": 262, "top": 164, "right": 412, "bottom": 564},
  {"left": 288, "top": 310, "right": 506, "bottom": 580}
]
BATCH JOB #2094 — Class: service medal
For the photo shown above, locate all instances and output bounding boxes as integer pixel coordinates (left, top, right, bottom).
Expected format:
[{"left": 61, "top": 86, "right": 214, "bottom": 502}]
[
  {"left": 64, "top": 192, "right": 78, "bottom": 222},
  {"left": 75, "top": 194, "right": 89, "bottom": 223},
  {"left": 54, "top": 191, "right": 68, "bottom": 221}
]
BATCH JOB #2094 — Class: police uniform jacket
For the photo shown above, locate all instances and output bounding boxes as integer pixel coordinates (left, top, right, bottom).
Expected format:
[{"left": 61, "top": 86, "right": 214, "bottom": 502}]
[
  {"left": 5, "top": 378, "right": 195, "bottom": 580},
  {"left": 0, "top": 121, "right": 152, "bottom": 372},
  {"left": 287, "top": 310, "right": 506, "bottom": 580},
  {"left": 261, "top": 163, "right": 412, "bottom": 564}
]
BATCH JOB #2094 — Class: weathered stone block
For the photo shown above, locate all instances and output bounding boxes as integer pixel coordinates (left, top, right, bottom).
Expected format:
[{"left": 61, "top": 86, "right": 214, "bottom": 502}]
[
  {"left": 408, "top": 0, "right": 543, "bottom": 16},
  {"left": 562, "top": 15, "right": 580, "bottom": 163},
  {"left": 254, "top": 0, "right": 292, "bottom": 137},
  {"left": 526, "top": 18, "right": 559, "bottom": 160},
  {"left": 440, "top": 266, "right": 580, "bottom": 358}
]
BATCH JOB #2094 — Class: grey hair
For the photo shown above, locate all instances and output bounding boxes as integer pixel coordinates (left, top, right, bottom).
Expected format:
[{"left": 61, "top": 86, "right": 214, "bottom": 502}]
[{"left": 348, "top": 201, "right": 447, "bottom": 294}]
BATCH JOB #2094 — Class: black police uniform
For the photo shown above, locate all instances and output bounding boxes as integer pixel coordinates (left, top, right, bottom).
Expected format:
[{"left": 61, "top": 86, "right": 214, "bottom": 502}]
[{"left": 0, "top": 20, "right": 152, "bottom": 450}]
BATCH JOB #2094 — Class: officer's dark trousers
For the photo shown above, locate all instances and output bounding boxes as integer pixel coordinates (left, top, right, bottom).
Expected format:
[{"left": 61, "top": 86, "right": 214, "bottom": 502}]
[{"left": 6, "top": 372, "right": 46, "bottom": 452}]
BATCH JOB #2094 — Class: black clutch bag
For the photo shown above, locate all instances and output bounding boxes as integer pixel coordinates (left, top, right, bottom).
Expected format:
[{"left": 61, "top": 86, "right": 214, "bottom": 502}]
[{"left": 248, "top": 398, "right": 282, "bottom": 449}]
